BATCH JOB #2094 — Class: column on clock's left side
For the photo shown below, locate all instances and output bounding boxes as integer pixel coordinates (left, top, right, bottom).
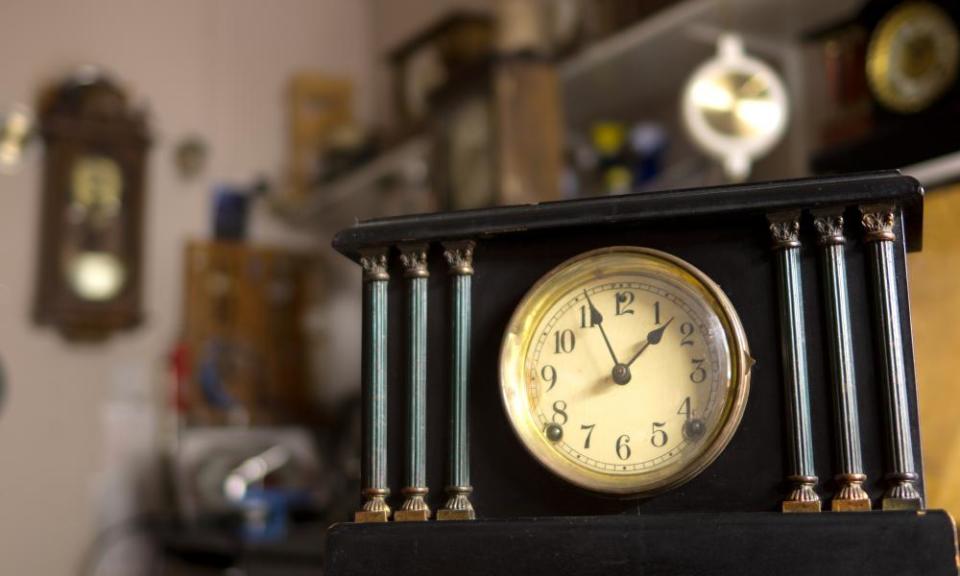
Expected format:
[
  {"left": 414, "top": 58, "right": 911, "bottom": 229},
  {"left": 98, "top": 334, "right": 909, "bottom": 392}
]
[
  {"left": 356, "top": 248, "right": 391, "bottom": 522},
  {"left": 395, "top": 244, "right": 431, "bottom": 521}
]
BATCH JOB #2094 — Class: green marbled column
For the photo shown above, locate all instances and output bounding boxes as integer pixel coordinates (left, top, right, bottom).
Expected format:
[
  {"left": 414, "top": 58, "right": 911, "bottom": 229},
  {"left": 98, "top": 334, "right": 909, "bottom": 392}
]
[
  {"left": 356, "top": 249, "right": 391, "bottom": 523},
  {"left": 438, "top": 240, "right": 476, "bottom": 521},
  {"left": 861, "top": 205, "right": 922, "bottom": 511},
  {"left": 769, "top": 213, "right": 821, "bottom": 513},
  {"left": 813, "top": 211, "right": 870, "bottom": 511},
  {"left": 396, "top": 245, "right": 431, "bottom": 521}
]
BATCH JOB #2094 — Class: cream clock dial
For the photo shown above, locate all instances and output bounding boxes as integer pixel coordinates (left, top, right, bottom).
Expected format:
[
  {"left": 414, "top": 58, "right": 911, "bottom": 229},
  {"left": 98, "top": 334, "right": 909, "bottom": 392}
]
[{"left": 500, "top": 247, "right": 751, "bottom": 496}]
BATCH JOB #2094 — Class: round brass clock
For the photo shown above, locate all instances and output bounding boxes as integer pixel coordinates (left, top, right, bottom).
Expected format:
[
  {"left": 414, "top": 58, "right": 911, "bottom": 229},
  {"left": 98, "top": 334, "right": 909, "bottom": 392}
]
[{"left": 500, "top": 247, "right": 751, "bottom": 496}]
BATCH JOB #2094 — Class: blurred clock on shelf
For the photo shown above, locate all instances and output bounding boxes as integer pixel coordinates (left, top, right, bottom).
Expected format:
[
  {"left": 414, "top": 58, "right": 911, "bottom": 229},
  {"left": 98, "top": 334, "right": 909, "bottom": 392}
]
[
  {"left": 445, "top": 95, "right": 493, "bottom": 210},
  {"left": 810, "top": 0, "right": 960, "bottom": 174},
  {"left": 33, "top": 68, "right": 150, "bottom": 341},
  {"left": 390, "top": 13, "right": 494, "bottom": 132},
  {"left": 682, "top": 34, "right": 789, "bottom": 182},
  {"left": 431, "top": 55, "right": 563, "bottom": 210},
  {"left": 866, "top": 1, "right": 960, "bottom": 114}
]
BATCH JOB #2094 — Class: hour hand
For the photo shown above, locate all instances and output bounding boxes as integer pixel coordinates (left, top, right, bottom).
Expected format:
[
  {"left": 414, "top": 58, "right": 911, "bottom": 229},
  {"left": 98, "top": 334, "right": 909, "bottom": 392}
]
[
  {"left": 646, "top": 317, "right": 674, "bottom": 345},
  {"left": 625, "top": 317, "right": 674, "bottom": 367}
]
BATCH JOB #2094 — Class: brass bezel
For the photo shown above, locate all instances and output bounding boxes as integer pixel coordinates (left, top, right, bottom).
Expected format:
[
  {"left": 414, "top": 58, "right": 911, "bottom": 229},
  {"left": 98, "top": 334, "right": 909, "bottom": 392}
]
[{"left": 499, "top": 246, "right": 752, "bottom": 497}]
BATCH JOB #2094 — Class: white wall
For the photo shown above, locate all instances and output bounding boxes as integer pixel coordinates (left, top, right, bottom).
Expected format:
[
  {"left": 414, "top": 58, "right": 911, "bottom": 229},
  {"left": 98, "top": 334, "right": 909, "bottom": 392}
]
[{"left": 0, "top": 0, "right": 373, "bottom": 573}]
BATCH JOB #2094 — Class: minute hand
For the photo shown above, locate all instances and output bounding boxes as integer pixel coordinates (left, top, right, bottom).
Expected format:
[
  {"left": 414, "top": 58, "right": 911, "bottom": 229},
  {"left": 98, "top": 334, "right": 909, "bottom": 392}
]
[
  {"left": 624, "top": 317, "right": 674, "bottom": 367},
  {"left": 583, "top": 290, "right": 619, "bottom": 365}
]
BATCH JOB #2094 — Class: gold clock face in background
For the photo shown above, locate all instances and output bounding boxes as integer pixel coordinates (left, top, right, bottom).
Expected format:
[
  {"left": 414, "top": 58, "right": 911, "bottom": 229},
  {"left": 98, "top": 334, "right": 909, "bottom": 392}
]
[
  {"left": 867, "top": 1, "right": 960, "bottom": 114},
  {"left": 500, "top": 248, "right": 751, "bottom": 496}
]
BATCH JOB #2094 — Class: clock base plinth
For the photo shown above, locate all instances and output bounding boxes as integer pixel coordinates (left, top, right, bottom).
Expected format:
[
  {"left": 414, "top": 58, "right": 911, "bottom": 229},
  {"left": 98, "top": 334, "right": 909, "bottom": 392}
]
[
  {"left": 883, "top": 497, "right": 923, "bottom": 511},
  {"left": 353, "top": 510, "right": 389, "bottom": 523},
  {"left": 326, "top": 511, "right": 958, "bottom": 576},
  {"left": 436, "top": 508, "right": 476, "bottom": 521},
  {"left": 393, "top": 509, "right": 431, "bottom": 522},
  {"left": 832, "top": 498, "right": 872, "bottom": 512},
  {"left": 782, "top": 500, "right": 822, "bottom": 513}
]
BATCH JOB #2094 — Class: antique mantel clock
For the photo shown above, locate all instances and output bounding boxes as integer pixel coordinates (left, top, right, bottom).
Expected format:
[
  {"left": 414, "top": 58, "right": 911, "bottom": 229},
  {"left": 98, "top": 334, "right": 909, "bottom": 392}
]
[{"left": 326, "top": 173, "right": 957, "bottom": 575}]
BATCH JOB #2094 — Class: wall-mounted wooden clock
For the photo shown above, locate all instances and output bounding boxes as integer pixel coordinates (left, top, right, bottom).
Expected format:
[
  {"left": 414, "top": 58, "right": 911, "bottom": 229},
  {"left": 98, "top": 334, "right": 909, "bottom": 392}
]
[
  {"left": 33, "top": 70, "right": 150, "bottom": 340},
  {"left": 325, "top": 172, "right": 957, "bottom": 576}
]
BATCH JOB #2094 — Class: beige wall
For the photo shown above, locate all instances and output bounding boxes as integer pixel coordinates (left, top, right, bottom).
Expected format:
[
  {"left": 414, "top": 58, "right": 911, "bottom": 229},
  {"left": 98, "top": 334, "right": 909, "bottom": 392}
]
[
  {"left": 0, "top": 0, "right": 373, "bottom": 573},
  {"left": 908, "top": 185, "right": 960, "bottom": 518}
]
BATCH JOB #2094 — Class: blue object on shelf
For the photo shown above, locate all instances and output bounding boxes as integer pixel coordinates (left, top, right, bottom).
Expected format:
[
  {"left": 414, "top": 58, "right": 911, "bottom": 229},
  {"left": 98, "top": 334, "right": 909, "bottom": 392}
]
[
  {"left": 212, "top": 185, "right": 250, "bottom": 241},
  {"left": 240, "top": 487, "right": 290, "bottom": 542}
]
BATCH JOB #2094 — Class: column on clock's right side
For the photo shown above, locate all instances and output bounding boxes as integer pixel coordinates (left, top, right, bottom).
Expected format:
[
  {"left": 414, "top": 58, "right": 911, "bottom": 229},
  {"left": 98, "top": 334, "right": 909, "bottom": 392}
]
[{"left": 861, "top": 204, "right": 922, "bottom": 510}]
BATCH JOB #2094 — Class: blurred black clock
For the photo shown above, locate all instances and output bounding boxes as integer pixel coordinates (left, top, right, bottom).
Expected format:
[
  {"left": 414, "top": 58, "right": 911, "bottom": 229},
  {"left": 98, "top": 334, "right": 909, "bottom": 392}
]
[
  {"left": 866, "top": 1, "right": 960, "bottom": 114},
  {"left": 810, "top": 0, "right": 960, "bottom": 173}
]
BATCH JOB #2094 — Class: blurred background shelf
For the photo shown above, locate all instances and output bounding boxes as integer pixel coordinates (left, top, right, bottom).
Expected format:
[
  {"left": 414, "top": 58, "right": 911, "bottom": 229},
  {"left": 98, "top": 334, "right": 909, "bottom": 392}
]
[
  {"left": 560, "top": 0, "right": 861, "bottom": 130},
  {"left": 271, "top": 135, "right": 432, "bottom": 232},
  {"left": 559, "top": 0, "right": 865, "bottom": 193}
]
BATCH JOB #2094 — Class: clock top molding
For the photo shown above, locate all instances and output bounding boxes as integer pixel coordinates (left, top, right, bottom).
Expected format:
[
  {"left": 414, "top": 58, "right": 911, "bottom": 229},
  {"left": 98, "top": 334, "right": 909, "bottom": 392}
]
[{"left": 333, "top": 171, "right": 923, "bottom": 258}]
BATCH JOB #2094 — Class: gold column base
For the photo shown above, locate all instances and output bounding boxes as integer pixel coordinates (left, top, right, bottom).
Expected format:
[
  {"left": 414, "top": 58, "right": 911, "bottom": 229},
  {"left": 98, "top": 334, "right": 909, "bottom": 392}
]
[
  {"left": 355, "top": 509, "right": 390, "bottom": 523},
  {"left": 355, "top": 488, "right": 391, "bottom": 523},
  {"left": 437, "top": 509, "right": 476, "bottom": 521},
  {"left": 782, "top": 476, "right": 821, "bottom": 513},
  {"left": 882, "top": 497, "right": 922, "bottom": 511},
  {"left": 394, "top": 488, "right": 431, "bottom": 522},
  {"left": 882, "top": 473, "right": 922, "bottom": 511},
  {"left": 832, "top": 474, "right": 872, "bottom": 512},
  {"left": 437, "top": 486, "right": 475, "bottom": 521}
]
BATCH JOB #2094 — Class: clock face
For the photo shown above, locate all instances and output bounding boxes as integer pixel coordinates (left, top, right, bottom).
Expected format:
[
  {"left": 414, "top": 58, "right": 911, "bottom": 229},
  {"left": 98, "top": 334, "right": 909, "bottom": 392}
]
[{"left": 500, "top": 247, "right": 751, "bottom": 495}]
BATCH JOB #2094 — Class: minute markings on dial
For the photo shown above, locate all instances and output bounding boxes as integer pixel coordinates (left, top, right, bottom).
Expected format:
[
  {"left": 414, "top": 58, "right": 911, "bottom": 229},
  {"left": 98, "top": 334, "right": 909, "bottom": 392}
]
[{"left": 529, "top": 281, "right": 723, "bottom": 470}]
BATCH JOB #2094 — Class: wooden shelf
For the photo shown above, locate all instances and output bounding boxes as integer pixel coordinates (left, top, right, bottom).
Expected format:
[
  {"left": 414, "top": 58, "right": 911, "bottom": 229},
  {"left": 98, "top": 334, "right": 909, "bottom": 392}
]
[{"left": 270, "top": 136, "right": 432, "bottom": 230}]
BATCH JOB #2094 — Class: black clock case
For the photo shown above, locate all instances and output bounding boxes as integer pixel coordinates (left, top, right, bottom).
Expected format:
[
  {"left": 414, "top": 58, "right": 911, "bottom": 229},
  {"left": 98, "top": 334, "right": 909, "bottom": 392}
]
[{"left": 329, "top": 172, "right": 957, "bottom": 575}]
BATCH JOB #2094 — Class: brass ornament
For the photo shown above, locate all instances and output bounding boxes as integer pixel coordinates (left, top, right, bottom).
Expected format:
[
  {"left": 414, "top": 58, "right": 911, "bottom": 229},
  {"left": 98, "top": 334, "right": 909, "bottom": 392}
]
[
  {"left": 399, "top": 244, "right": 430, "bottom": 278},
  {"left": 883, "top": 472, "right": 923, "bottom": 510},
  {"left": 813, "top": 213, "right": 845, "bottom": 246},
  {"left": 768, "top": 213, "right": 801, "bottom": 249},
  {"left": 861, "top": 205, "right": 896, "bottom": 243},
  {"left": 437, "top": 486, "right": 476, "bottom": 521},
  {"left": 355, "top": 488, "right": 391, "bottom": 523},
  {"left": 360, "top": 250, "right": 390, "bottom": 282},
  {"left": 442, "top": 241, "right": 475, "bottom": 275},
  {"left": 394, "top": 487, "right": 431, "bottom": 522},
  {"left": 782, "top": 475, "right": 822, "bottom": 513},
  {"left": 832, "top": 473, "right": 871, "bottom": 512}
]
